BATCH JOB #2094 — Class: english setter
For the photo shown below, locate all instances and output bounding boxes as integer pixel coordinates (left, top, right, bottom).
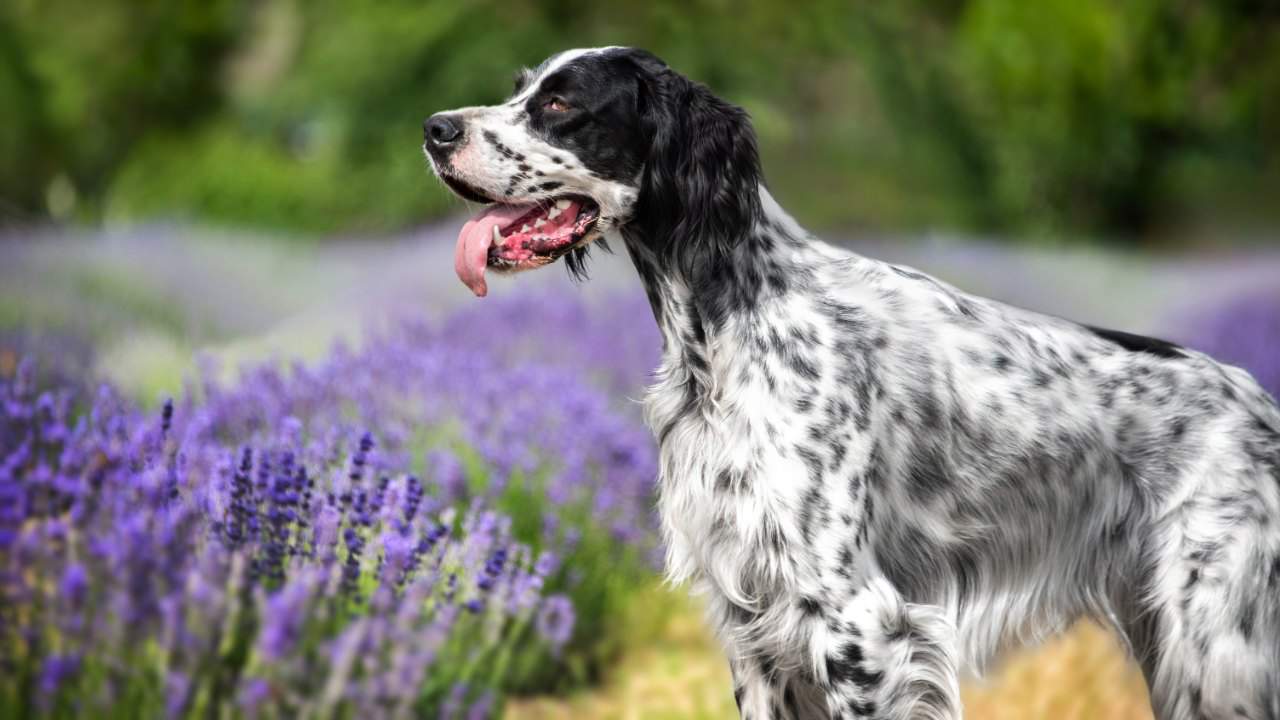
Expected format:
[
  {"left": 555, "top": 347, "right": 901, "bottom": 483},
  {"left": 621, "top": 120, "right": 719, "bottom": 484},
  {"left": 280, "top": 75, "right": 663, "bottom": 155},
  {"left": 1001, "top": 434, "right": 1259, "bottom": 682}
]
[{"left": 423, "top": 47, "right": 1280, "bottom": 720}]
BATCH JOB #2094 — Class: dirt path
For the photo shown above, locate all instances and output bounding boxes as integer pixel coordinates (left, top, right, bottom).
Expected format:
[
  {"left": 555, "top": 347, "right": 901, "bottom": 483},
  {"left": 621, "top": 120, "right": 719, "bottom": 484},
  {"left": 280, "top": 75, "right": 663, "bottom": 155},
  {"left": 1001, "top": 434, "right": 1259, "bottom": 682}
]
[{"left": 507, "top": 590, "right": 1153, "bottom": 720}]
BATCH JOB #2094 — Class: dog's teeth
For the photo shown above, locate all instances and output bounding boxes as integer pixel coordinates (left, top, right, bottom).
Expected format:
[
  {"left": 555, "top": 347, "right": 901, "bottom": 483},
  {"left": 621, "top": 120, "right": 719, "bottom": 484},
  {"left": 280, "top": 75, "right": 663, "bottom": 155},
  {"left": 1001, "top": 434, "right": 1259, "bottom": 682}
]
[
  {"left": 491, "top": 226, "right": 502, "bottom": 246},
  {"left": 555, "top": 199, "right": 570, "bottom": 210},
  {"left": 533, "top": 218, "right": 547, "bottom": 229},
  {"left": 520, "top": 224, "right": 532, "bottom": 233},
  {"left": 546, "top": 207, "right": 561, "bottom": 220}
]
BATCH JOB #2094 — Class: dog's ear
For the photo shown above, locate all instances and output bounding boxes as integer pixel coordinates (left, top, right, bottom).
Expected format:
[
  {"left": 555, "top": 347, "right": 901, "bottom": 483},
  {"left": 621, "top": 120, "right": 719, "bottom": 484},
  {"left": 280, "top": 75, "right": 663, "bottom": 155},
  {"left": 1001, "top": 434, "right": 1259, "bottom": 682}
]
[{"left": 624, "top": 51, "right": 763, "bottom": 282}]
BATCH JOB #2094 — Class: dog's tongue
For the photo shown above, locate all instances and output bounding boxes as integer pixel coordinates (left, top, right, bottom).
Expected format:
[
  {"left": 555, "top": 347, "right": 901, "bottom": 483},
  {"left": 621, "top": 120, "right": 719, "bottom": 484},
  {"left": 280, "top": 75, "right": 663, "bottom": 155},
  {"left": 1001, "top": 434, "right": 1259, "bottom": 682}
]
[{"left": 454, "top": 203, "right": 535, "bottom": 297}]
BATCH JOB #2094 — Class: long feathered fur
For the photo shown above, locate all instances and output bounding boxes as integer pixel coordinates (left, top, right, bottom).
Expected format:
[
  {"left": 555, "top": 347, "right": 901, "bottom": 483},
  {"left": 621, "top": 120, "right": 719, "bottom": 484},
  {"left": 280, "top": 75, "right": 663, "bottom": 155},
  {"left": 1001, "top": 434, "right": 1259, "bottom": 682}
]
[{"left": 426, "top": 47, "right": 1280, "bottom": 720}]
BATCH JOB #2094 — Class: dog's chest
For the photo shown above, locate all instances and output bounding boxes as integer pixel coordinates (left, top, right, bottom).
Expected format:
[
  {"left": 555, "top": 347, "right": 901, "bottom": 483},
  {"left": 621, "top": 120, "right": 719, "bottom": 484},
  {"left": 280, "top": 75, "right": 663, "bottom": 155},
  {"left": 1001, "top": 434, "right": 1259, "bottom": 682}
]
[{"left": 643, "top": 335, "right": 830, "bottom": 596}]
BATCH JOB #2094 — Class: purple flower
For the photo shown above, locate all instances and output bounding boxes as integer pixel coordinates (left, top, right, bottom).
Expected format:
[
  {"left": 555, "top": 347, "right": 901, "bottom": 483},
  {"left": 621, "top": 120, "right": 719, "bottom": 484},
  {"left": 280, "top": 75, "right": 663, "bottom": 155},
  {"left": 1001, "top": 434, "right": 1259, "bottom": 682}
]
[
  {"left": 165, "top": 671, "right": 192, "bottom": 720},
  {"left": 161, "top": 398, "right": 174, "bottom": 435},
  {"left": 2, "top": 284, "right": 665, "bottom": 716},
  {"left": 427, "top": 449, "right": 466, "bottom": 502},
  {"left": 467, "top": 690, "right": 495, "bottom": 720},
  {"left": 439, "top": 682, "right": 469, "bottom": 720},
  {"left": 533, "top": 550, "right": 558, "bottom": 577},
  {"left": 37, "top": 653, "right": 80, "bottom": 706},
  {"left": 257, "top": 574, "right": 315, "bottom": 661},
  {"left": 380, "top": 528, "right": 416, "bottom": 586},
  {"left": 1184, "top": 290, "right": 1280, "bottom": 399},
  {"left": 59, "top": 562, "right": 88, "bottom": 607},
  {"left": 238, "top": 677, "right": 271, "bottom": 717},
  {"left": 535, "top": 594, "right": 575, "bottom": 649},
  {"left": 313, "top": 503, "right": 342, "bottom": 559}
]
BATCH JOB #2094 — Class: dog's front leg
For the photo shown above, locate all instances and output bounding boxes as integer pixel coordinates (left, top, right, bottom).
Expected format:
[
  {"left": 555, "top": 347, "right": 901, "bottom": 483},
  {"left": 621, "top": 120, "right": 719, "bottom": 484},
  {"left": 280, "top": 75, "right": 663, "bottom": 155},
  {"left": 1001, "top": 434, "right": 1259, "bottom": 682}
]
[
  {"left": 730, "top": 655, "right": 785, "bottom": 720},
  {"left": 818, "top": 577, "right": 961, "bottom": 720},
  {"left": 728, "top": 655, "right": 827, "bottom": 720}
]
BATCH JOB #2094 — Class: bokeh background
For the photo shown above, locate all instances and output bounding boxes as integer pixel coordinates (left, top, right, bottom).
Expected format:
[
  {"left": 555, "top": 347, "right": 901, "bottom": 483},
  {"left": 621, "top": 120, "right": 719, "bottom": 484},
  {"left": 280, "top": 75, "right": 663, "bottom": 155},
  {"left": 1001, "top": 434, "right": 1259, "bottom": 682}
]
[{"left": 2, "top": 2, "right": 1278, "bottom": 719}]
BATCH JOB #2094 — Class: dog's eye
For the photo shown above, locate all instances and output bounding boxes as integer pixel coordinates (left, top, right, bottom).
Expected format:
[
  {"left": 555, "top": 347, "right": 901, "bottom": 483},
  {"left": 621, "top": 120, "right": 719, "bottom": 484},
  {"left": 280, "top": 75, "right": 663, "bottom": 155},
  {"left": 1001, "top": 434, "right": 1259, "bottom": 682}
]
[{"left": 543, "top": 97, "right": 571, "bottom": 112}]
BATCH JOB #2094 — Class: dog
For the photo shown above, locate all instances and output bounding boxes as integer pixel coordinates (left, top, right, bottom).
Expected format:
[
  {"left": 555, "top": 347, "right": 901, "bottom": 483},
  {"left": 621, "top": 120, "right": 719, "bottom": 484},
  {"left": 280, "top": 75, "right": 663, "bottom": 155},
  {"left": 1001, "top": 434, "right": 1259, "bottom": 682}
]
[{"left": 423, "top": 47, "right": 1280, "bottom": 720}]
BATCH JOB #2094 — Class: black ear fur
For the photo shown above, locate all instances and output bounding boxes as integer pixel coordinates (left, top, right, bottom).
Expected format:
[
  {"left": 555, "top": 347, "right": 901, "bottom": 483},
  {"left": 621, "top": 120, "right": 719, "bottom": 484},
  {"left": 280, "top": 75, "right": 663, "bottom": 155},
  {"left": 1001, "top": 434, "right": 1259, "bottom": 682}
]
[{"left": 623, "top": 51, "right": 763, "bottom": 283}]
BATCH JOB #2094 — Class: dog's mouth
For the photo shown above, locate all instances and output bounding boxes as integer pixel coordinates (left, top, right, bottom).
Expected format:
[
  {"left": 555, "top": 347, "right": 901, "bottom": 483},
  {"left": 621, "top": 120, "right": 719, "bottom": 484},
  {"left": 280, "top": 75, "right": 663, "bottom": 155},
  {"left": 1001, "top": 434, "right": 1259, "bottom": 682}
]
[{"left": 453, "top": 193, "right": 600, "bottom": 297}]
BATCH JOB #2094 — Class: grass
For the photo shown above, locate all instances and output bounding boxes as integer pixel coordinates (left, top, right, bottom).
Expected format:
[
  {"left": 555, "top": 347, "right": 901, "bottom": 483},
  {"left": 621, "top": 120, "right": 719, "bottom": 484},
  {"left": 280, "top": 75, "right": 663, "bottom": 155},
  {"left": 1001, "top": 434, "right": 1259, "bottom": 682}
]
[
  {"left": 507, "top": 587, "right": 1153, "bottom": 720},
  {"left": 962, "top": 624, "right": 1152, "bottom": 720},
  {"left": 505, "top": 585, "right": 737, "bottom": 720}
]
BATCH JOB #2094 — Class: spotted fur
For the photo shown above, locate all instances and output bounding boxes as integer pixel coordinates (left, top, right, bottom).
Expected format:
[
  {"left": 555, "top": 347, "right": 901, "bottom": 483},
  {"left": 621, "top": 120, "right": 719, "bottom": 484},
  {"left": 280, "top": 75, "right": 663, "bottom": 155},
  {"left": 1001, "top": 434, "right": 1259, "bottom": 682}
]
[{"left": 425, "top": 47, "right": 1280, "bottom": 720}]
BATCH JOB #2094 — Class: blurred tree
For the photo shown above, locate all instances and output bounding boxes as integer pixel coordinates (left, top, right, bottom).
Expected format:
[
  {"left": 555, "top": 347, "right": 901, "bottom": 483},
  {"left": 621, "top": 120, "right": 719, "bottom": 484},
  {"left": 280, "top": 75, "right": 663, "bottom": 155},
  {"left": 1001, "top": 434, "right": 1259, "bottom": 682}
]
[
  {"left": 2, "top": 0, "right": 1278, "bottom": 241},
  {"left": 0, "top": 0, "right": 249, "bottom": 222},
  {"left": 0, "top": 9, "right": 53, "bottom": 219},
  {"left": 944, "top": 0, "right": 1280, "bottom": 237}
]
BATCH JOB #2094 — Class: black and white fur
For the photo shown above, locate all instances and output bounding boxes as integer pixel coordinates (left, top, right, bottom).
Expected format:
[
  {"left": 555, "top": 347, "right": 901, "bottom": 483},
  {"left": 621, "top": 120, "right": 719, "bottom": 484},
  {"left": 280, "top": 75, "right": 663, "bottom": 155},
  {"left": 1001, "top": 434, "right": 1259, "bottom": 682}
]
[{"left": 424, "top": 47, "right": 1280, "bottom": 720}]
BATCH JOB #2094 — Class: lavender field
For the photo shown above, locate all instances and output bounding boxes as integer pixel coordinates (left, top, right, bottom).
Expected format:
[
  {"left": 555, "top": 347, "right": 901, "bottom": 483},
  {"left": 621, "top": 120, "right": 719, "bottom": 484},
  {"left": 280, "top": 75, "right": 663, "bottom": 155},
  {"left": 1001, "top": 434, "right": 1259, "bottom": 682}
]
[{"left": 2, "top": 223, "right": 1278, "bottom": 719}]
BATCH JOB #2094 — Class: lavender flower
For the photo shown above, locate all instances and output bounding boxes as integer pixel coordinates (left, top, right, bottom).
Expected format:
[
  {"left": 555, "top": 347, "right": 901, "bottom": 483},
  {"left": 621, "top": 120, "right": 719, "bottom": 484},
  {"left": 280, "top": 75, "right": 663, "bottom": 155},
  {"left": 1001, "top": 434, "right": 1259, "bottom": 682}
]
[
  {"left": 1184, "top": 290, "right": 1280, "bottom": 399},
  {"left": 1, "top": 285, "right": 664, "bottom": 717},
  {"left": 59, "top": 562, "right": 89, "bottom": 607},
  {"left": 535, "top": 594, "right": 576, "bottom": 650},
  {"left": 440, "top": 682, "right": 469, "bottom": 720},
  {"left": 257, "top": 572, "right": 315, "bottom": 661},
  {"left": 467, "top": 690, "right": 496, "bottom": 720},
  {"left": 164, "top": 671, "right": 192, "bottom": 720},
  {"left": 238, "top": 677, "right": 272, "bottom": 718},
  {"left": 37, "top": 654, "right": 80, "bottom": 709}
]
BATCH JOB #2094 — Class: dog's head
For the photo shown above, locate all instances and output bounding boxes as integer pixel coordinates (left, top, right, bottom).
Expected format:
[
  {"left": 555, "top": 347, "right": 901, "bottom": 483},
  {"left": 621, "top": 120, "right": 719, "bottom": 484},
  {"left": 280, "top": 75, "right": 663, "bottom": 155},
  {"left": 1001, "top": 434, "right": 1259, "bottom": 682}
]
[{"left": 424, "top": 47, "right": 761, "bottom": 296}]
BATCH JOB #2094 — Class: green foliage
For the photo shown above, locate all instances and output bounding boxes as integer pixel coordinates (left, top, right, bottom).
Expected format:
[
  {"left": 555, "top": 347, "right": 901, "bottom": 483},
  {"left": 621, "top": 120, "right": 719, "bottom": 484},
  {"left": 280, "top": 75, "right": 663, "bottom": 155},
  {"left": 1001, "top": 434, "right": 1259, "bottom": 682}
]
[
  {"left": 948, "top": 0, "right": 1280, "bottom": 235},
  {"left": 109, "top": 0, "right": 568, "bottom": 233},
  {"left": 0, "top": 0, "right": 248, "bottom": 221},
  {"left": 2, "top": 0, "right": 1278, "bottom": 239},
  {"left": 104, "top": 124, "right": 452, "bottom": 234},
  {"left": 496, "top": 477, "right": 651, "bottom": 693},
  {"left": 451, "top": 442, "right": 656, "bottom": 694}
]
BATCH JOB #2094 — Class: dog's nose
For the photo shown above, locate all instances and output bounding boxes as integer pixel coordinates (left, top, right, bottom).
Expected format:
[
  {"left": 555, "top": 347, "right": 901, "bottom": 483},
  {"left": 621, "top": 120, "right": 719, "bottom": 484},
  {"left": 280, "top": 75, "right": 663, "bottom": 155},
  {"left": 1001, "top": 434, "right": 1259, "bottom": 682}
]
[{"left": 424, "top": 113, "right": 464, "bottom": 146}]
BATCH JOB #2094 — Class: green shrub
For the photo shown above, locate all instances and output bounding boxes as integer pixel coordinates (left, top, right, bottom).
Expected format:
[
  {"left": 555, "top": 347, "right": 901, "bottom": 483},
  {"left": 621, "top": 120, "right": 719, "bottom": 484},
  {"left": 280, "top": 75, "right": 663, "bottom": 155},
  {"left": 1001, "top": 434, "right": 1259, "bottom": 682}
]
[{"left": 4, "top": 0, "right": 1279, "bottom": 239}]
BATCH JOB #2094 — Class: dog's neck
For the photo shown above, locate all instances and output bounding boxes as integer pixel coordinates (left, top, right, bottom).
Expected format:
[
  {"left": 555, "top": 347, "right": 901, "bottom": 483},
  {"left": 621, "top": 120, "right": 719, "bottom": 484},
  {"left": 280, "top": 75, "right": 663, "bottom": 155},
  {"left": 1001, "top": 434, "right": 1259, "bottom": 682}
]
[{"left": 620, "top": 187, "right": 813, "bottom": 354}]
